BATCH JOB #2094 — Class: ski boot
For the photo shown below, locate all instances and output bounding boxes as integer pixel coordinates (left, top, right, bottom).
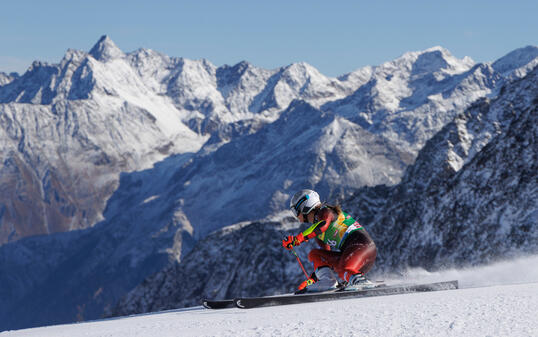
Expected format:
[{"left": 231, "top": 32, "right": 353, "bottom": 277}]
[
  {"left": 301, "top": 267, "right": 339, "bottom": 293},
  {"left": 297, "top": 273, "right": 317, "bottom": 293},
  {"left": 344, "top": 272, "right": 376, "bottom": 291}
]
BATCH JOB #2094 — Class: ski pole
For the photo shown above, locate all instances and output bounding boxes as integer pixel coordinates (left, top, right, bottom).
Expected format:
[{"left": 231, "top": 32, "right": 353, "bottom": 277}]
[{"left": 290, "top": 247, "right": 310, "bottom": 279}]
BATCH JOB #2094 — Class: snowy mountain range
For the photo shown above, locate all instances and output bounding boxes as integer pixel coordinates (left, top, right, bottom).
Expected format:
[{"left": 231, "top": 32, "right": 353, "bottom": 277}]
[
  {"left": 0, "top": 36, "right": 537, "bottom": 330},
  {"left": 3, "top": 37, "right": 536, "bottom": 246}
]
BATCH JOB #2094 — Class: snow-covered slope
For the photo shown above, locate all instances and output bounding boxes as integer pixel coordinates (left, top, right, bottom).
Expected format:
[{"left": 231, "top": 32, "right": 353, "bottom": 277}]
[
  {"left": 0, "top": 36, "right": 207, "bottom": 244},
  {"left": 492, "top": 45, "right": 538, "bottom": 79},
  {"left": 150, "top": 100, "right": 412, "bottom": 238},
  {"left": 4, "top": 256, "right": 538, "bottom": 337}
]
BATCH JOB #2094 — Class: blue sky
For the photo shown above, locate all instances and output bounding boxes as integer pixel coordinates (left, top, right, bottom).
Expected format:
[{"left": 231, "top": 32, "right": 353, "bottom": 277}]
[{"left": 1, "top": 1, "right": 537, "bottom": 77}]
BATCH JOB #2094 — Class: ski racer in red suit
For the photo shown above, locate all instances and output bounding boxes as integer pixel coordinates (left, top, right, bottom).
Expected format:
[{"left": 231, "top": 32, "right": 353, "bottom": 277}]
[{"left": 282, "top": 189, "right": 377, "bottom": 292}]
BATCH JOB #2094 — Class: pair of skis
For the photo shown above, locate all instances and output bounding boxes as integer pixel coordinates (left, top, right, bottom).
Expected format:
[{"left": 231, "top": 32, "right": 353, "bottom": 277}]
[{"left": 202, "top": 280, "right": 458, "bottom": 309}]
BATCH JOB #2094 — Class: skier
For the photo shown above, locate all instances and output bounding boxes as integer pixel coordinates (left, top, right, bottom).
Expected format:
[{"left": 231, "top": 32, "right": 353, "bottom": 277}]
[{"left": 282, "top": 189, "right": 377, "bottom": 292}]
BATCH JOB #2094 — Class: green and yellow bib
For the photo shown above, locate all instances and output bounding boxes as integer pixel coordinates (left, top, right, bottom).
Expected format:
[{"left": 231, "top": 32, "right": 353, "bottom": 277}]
[{"left": 303, "top": 211, "right": 363, "bottom": 250}]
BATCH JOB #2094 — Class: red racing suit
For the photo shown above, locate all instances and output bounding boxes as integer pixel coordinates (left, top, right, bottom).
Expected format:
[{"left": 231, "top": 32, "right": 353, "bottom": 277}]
[{"left": 299, "top": 206, "right": 376, "bottom": 282}]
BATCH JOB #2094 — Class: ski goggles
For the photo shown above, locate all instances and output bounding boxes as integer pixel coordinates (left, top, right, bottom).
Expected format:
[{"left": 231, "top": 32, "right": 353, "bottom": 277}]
[{"left": 290, "top": 196, "right": 308, "bottom": 217}]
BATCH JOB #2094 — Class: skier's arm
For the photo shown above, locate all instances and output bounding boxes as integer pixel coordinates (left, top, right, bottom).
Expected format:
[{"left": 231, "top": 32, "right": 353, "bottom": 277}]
[
  {"left": 300, "top": 208, "right": 334, "bottom": 240},
  {"left": 282, "top": 209, "right": 335, "bottom": 250},
  {"left": 282, "top": 221, "right": 328, "bottom": 250}
]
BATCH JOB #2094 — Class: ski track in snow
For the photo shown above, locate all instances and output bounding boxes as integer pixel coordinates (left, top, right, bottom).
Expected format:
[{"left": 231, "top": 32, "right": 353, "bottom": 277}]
[
  {"left": 2, "top": 283, "right": 536, "bottom": 337},
  {"left": 3, "top": 255, "right": 538, "bottom": 337}
]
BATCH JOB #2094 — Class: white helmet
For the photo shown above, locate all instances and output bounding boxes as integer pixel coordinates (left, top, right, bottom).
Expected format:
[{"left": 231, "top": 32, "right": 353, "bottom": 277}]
[{"left": 289, "top": 189, "right": 321, "bottom": 217}]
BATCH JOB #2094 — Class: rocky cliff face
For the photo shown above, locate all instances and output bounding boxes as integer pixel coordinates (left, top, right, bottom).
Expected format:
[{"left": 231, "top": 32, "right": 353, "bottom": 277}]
[
  {"left": 367, "top": 66, "right": 538, "bottom": 271},
  {"left": 0, "top": 72, "right": 18, "bottom": 86}
]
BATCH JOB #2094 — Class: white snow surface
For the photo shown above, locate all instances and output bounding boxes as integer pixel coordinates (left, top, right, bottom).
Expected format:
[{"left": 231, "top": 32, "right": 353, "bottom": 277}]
[{"left": 3, "top": 255, "right": 537, "bottom": 337}]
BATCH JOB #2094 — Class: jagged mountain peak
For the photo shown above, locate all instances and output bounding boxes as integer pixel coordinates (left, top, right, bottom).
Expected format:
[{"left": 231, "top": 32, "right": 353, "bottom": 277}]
[
  {"left": 0, "top": 71, "right": 19, "bottom": 85},
  {"left": 283, "top": 61, "right": 317, "bottom": 72},
  {"left": 27, "top": 60, "right": 53, "bottom": 71},
  {"left": 89, "top": 35, "right": 125, "bottom": 61},
  {"left": 338, "top": 65, "right": 374, "bottom": 84},
  {"left": 62, "top": 48, "right": 87, "bottom": 63},
  {"left": 215, "top": 61, "right": 256, "bottom": 89},
  {"left": 218, "top": 60, "right": 252, "bottom": 73},
  {"left": 126, "top": 48, "right": 177, "bottom": 86},
  {"left": 263, "top": 61, "right": 350, "bottom": 110},
  {"left": 491, "top": 45, "right": 538, "bottom": 77},
  {"left": 390, "top": 46, "right": 475, "bottom": 76},
  {"left": 127, "top": 47, "right": 164, "bottom": 63},
  {"left": 280, "top": 61, "right": 328, "bottom": 81}
]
